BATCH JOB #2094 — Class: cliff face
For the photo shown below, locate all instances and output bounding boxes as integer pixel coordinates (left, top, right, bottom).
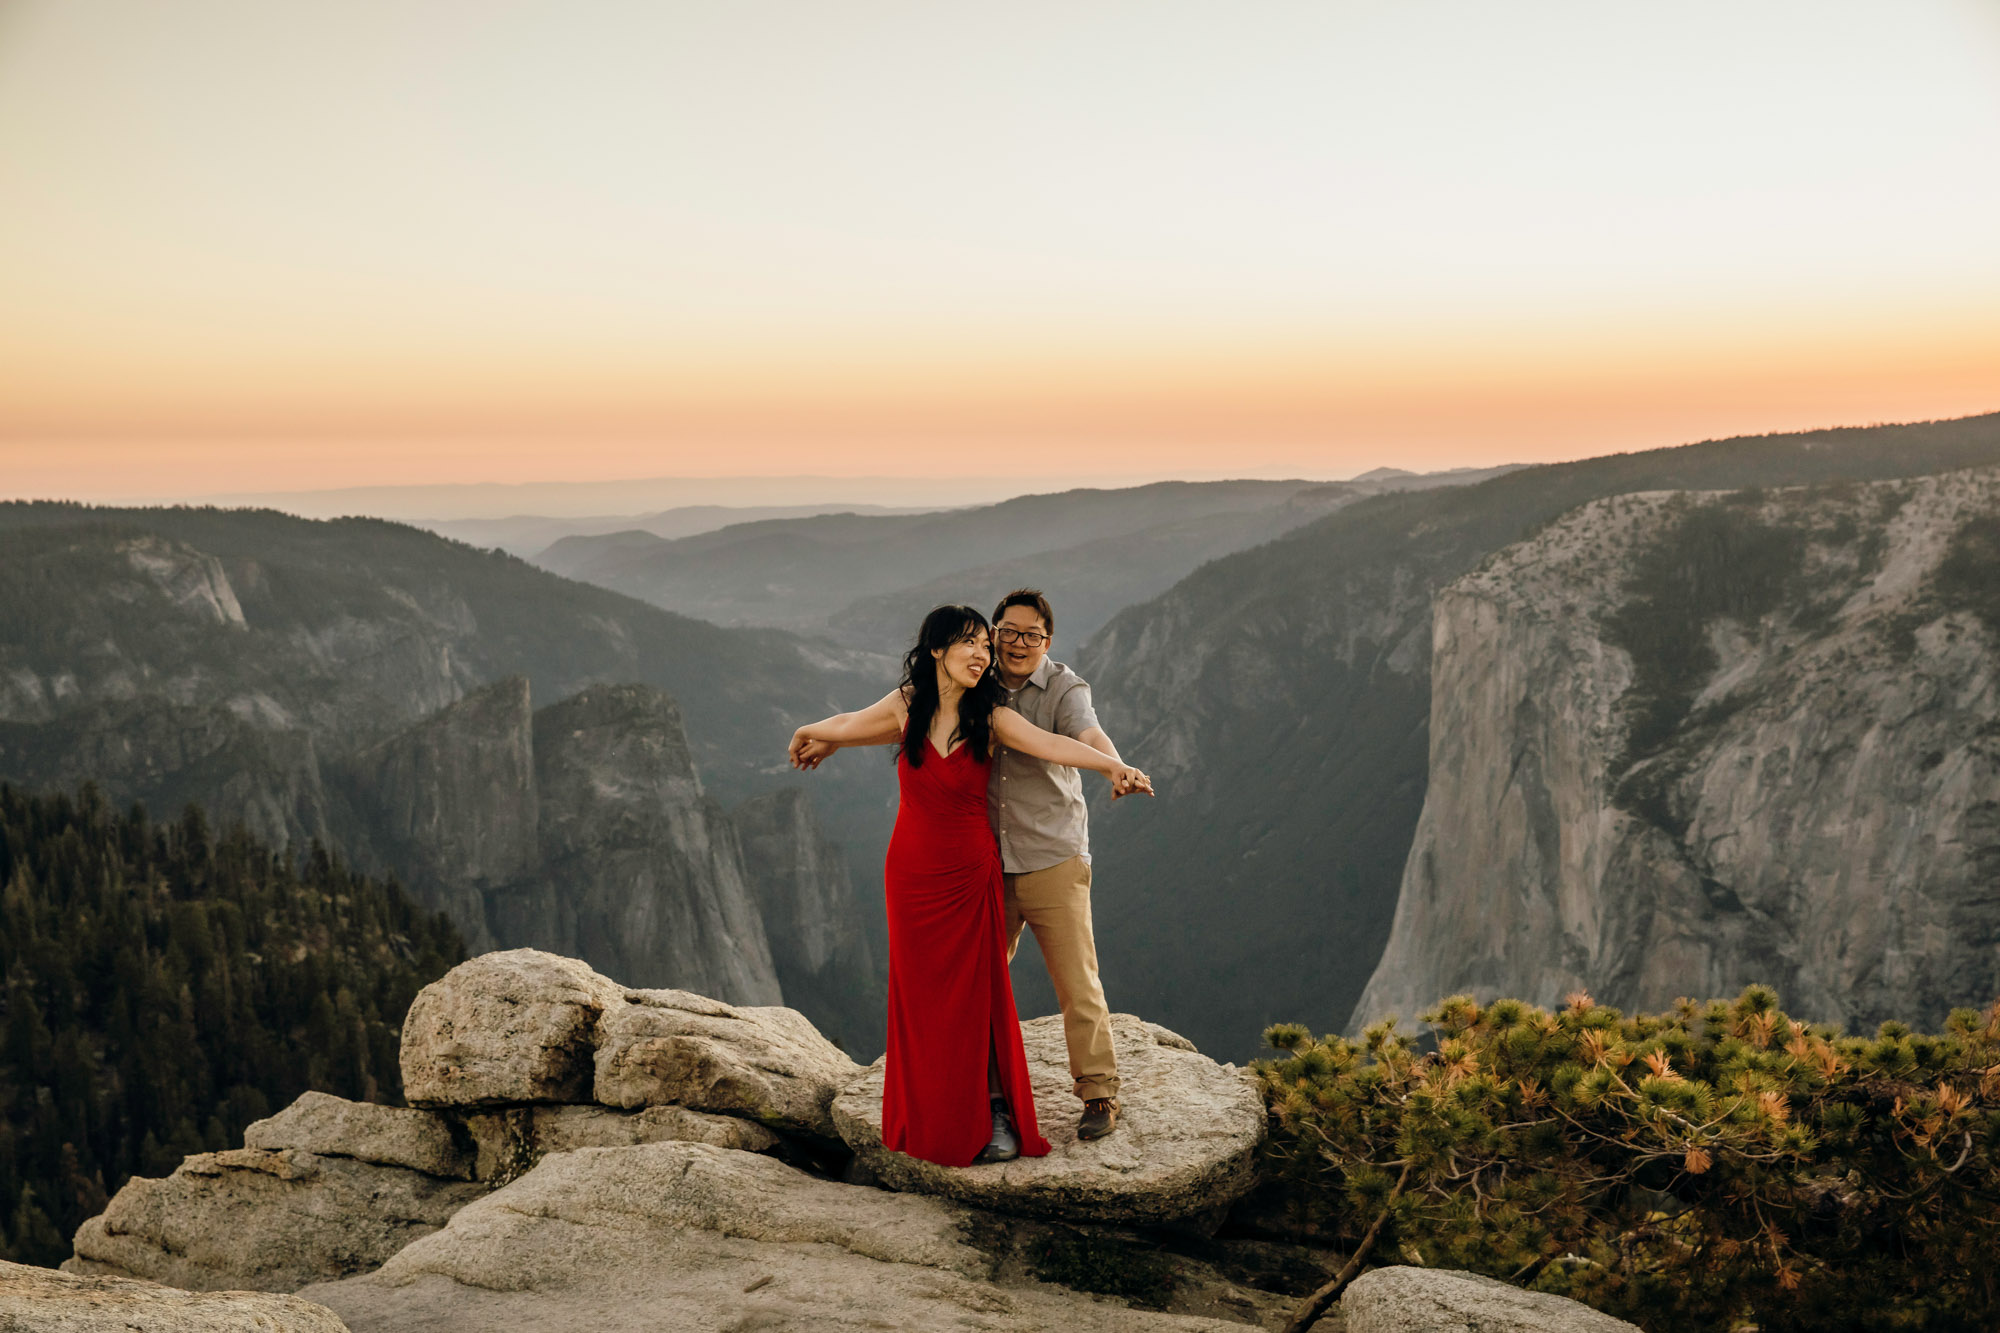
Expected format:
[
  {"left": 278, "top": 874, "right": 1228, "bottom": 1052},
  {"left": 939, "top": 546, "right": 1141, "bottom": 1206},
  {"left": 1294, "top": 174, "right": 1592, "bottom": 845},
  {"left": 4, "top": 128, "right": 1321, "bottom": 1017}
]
[
  {"left": 329, "top": 680, "right": 783, "bottom": 1005},
  {"left": 733, "top": 788, "right": 881, "bottom": 1052},
  {"left": 338, "top": 678, "right": 539, "bottom": 949},
  {"left": 508, "top": 684, "right": 781, "bottom": 1004},
  {"left": 1354, "top": 468, "right": 2000, "bottom": 1033}
]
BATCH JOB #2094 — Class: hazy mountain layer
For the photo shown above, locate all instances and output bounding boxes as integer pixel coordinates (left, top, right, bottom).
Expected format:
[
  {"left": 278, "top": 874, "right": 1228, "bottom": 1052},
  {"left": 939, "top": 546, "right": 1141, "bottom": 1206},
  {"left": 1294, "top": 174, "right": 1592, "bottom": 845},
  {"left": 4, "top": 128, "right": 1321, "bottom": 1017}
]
[
  {"left": 0, "top": 504, "right": 887, "bottom": 816},
  {"left": 1058, "top": 413, "right": 2000, "bottom": 1058},
  {"left": 416, "top": 503, "right": 940, "bottom": 559},
  {"left": 1356, "top": 467, "right": 2000, "bottom": 1032},
  {"left": 538, "top": 472, "right": 1523, "bottom": 648},
  {"left": 536, "top": 479, "right": 1337, "bottom": 641}
]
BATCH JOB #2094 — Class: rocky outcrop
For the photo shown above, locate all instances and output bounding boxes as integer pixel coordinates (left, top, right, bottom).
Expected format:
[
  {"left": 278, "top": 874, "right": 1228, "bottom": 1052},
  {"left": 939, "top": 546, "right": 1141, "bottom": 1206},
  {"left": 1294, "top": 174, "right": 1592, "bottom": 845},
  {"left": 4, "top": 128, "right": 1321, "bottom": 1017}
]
[
  {"left": 490, "top": 684, "right": 782, "bottom": 1002},
  {"left": 64, "top": 1076, "right": 793, "bottom": 1294},
  {"left": 1355, "top": 469, "right": 2000, "bottom": 1033},
  {"left": 1343, "top": 1267, "right": 1639, "bottom": 1332},
  {"left": 593, "top": 986, "right": 862, "bottom": 1138},
  {"left": 400, "top": 950, "right": 627, "bottom": 1107},
  {"left": 0, "top": 1260, "right": 350, "bottom": 1333},
  {"left": 63, "top": 1146, "right": 484, "bottom": 1292},
  {"left": 833, "top": 1013, "right": 1265, "bottom": 1229},
  {"left": 118, "top": 534, "right": 248, "bottom": 629},
  {"left": 245, "top": 1091, "right": 474, "bottom": 1179},
  {"left": 65, "top": 951, "right": 1300, "bottom": 1327},
  {"left": 301, "top": 1142, "right": 1253, "bottom": 1332}
]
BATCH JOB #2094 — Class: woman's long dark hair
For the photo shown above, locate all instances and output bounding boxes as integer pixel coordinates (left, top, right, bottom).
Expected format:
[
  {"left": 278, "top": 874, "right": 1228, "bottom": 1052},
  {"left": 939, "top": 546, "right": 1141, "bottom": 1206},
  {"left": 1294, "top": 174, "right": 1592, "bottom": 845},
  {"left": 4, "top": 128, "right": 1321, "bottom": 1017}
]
[{"left": 897, "top": 604, "right": 1004, "bottom": 768}]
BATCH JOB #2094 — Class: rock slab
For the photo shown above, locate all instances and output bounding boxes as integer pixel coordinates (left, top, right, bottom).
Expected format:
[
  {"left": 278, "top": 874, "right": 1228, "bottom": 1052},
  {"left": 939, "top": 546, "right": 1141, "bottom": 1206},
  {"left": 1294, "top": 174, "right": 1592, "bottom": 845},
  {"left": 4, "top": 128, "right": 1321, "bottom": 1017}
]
[
  {"left": 593, "top": 987, "right": 861, "bottom": 1137},
  {"left": 457, "top": 1103, "right": 780, "bottom": 1182},
  {"left": 401, "top": 949, "right": 625, "bottom": 1106},
  {"left": 3, "top": 1258, "right": 351, "bottom": 1332},
  {"left": 246, "top": 1090, "right": 473, "bottom": 1180},
  {"left": 303, "top": 1142, "right": 1248, "bottom": 1333},
  {"left": 1343, "top": 1266, "right": 1640, "bottom": 1333},
  {"left": 63, "top": 1147, "right": 484, "bottom": 1293},
  {"left": 832, "top": 1012, "right": 1265, "bottom": 1228}
]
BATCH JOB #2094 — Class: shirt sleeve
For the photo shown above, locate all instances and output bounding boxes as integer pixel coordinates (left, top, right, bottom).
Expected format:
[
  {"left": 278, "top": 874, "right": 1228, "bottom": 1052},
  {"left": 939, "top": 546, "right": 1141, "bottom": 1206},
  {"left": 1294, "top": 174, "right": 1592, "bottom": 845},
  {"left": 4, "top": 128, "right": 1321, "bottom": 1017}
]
[{"left": 1053, "top": 679, "right": 1100, "bottom": 739}]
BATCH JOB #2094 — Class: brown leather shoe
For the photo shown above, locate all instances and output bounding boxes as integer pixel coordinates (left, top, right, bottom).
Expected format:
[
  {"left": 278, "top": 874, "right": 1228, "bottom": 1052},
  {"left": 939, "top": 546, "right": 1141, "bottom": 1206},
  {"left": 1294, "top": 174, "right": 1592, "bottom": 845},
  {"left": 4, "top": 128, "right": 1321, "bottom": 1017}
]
[{"left": 1077, "top": 1097, "right": 1119, "bottom": 1141}]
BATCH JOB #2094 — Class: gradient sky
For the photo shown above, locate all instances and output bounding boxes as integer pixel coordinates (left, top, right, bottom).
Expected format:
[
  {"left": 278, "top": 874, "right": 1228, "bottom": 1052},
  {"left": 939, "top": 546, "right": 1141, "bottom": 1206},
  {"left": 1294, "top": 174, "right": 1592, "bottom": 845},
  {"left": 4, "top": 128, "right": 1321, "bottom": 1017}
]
[{"left": 2, "top": 0, "right": 1998, "bottom": 504}]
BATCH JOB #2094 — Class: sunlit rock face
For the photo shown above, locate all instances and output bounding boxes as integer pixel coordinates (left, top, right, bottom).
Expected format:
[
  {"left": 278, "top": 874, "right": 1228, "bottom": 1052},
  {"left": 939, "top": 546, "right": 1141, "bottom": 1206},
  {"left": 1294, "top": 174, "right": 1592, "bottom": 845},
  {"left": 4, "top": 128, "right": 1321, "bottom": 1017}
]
[{"left": 1356, "top": 468, "right": 2000, "bottom": 1034}]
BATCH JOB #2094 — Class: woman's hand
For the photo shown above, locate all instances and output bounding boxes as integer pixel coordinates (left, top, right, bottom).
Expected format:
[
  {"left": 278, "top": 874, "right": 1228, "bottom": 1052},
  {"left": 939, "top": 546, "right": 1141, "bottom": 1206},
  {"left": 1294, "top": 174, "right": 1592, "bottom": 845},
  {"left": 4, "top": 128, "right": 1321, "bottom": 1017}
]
[
  {"left": 1109, "top": 764, "right": 1154, "bottom": 798},
  {"left": 789, "top": 732, "right": 838, "bottom": 770}
]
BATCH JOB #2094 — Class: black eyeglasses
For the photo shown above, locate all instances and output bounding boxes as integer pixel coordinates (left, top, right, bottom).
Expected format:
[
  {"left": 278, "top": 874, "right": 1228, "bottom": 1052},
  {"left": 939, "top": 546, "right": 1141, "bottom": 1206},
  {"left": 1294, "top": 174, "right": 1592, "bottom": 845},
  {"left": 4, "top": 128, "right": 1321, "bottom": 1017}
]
[{"left": 995, "top": 628, "right": 1048, "bottom": 647}]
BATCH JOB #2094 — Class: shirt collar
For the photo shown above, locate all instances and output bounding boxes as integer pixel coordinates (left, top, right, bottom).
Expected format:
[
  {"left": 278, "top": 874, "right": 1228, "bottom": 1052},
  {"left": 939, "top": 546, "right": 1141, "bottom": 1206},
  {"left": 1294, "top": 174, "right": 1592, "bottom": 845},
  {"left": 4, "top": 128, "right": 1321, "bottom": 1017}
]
[{"left": 1002, "top": 657, "right": 1057, "bottom": 694}]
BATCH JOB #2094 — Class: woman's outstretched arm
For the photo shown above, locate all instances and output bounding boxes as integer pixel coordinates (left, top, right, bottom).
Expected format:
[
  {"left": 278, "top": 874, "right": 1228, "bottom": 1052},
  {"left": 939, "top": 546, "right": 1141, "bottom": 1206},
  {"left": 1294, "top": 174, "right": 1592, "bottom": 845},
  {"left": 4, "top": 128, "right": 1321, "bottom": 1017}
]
[
  {"left": 991, "top": 707, "right": 1154, "bottom": 794},
  {"left": 788, "top": 689, "right": 906, "bottom": 768}
]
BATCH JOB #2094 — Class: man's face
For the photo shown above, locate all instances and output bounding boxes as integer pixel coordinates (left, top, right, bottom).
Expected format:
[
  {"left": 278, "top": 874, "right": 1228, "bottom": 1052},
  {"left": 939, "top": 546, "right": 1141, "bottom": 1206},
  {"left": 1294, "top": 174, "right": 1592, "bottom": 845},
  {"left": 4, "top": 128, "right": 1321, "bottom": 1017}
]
[{"left": 993, "top": 605, "right": 1051, "bottom": 680}]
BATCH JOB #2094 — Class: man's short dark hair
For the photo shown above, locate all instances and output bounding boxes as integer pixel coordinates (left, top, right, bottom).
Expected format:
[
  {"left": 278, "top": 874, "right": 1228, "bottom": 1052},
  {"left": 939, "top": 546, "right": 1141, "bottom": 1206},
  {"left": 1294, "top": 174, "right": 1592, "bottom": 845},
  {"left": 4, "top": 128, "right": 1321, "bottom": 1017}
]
[{"left": 992, "top": 589, "right": 1053, "bottom": 635}]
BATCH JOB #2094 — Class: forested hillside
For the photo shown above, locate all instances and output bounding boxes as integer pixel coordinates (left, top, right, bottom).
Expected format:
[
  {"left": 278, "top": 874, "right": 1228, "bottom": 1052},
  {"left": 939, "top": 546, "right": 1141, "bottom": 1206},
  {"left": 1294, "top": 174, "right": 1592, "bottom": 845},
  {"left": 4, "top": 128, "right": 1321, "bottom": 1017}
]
[{"left": 0, "top": 785, "right": 463, "bottom": 1266}]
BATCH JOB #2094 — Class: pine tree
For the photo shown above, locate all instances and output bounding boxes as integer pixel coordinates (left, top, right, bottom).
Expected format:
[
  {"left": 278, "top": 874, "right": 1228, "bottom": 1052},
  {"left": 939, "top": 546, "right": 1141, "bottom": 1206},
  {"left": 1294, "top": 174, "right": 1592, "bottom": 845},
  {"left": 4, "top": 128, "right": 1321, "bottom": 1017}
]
[
  {"left": 0, "top": 783, "right": 464, "bottom": 1266},
  {"left": 1258, "top": 987, "right": 2000, "bottom": 1331}
]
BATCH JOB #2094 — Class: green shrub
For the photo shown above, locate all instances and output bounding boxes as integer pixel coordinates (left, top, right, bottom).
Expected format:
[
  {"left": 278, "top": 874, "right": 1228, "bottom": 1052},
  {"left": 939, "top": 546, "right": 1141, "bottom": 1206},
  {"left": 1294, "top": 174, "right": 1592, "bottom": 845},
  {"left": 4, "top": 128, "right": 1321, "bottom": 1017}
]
[{"left": 1256, "top": 988, "right": 2000, "bottom": 1331}]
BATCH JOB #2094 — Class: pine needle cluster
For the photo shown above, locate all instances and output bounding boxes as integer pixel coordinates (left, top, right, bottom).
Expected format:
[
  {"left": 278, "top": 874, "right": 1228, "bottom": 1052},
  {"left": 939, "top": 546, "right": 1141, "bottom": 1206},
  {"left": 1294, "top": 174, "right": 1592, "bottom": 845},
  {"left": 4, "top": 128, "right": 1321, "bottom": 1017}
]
[{"left": 1255, "top": 987, "right": 2000, "bottom": 1332}]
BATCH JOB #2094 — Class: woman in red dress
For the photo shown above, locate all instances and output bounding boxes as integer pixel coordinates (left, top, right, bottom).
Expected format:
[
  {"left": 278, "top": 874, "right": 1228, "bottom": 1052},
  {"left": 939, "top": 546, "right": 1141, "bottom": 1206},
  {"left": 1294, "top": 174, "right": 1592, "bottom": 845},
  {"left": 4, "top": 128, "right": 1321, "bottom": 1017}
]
[{"left": 791, "top": 605, "right": 1152, "bottom": 1165}]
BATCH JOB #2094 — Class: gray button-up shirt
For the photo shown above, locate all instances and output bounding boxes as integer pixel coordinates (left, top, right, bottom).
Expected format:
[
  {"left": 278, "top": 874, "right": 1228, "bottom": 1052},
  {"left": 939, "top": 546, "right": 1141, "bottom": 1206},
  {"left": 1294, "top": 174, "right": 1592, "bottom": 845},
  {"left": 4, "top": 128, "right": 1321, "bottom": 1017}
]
[{"left": 989, "top": 657, "right": 1101, "bottom": 874}]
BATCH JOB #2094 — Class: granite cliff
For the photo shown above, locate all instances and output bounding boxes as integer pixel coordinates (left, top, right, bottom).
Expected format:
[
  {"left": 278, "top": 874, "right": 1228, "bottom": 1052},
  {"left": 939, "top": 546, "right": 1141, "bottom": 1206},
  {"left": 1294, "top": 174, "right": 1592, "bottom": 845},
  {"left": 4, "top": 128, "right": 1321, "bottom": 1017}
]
[
  {"left": 1064, "top": 412, "right": 2000, "bottom": 1055},
  {"left": 333, "top": 678, "right": 788, "bottom": 1003},
  {"left": 1354, "top": 467, "right": 2000, "bottom": 1032}
]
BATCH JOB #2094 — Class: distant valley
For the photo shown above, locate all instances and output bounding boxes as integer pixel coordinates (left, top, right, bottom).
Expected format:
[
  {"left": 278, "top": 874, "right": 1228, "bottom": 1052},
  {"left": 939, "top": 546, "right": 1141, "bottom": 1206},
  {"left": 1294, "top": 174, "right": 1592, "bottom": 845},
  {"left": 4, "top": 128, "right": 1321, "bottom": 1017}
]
[{"left": 414, "top": 503, "right": 943, "bottom": 559}]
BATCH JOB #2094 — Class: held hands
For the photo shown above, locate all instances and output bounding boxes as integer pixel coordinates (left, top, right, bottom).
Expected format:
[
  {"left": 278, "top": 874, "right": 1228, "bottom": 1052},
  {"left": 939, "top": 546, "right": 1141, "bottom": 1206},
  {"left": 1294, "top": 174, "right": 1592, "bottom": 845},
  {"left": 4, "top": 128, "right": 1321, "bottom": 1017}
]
[
  {"left": 1108, "top": 764, "right": 1154, "bottom": 799},
  {"left": 789, "top": 731, "right": 838, "bottom": 771}
]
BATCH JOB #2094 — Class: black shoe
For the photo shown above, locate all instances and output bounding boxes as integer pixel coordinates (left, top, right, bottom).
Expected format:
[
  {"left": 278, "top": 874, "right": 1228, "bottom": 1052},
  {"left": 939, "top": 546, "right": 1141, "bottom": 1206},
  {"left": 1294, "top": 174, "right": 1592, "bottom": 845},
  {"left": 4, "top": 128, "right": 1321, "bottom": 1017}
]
[
  {"left": 1077, "top": 1097, "right": 1119, "bottom": 1141},
  {"left": 972, "top": 1100, "right": 1020, "bottom": 1163}
]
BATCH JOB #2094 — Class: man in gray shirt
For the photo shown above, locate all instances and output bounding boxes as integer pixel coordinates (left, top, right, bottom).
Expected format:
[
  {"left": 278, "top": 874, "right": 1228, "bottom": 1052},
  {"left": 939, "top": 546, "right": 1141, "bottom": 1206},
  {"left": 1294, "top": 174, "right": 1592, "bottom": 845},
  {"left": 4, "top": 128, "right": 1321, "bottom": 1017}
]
[
  {"left": 788, "top": 588, "right": 1140, "bottom": 1142},
  {"left": 984, "top": 589, "right": 1133, "bottom": 1141}
]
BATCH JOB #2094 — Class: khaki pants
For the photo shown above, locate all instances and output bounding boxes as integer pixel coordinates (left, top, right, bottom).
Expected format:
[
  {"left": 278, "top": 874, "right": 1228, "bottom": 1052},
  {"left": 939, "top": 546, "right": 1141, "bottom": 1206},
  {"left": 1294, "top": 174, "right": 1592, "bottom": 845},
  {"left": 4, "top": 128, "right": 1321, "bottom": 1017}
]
[{"left": 1003, "top": 855, "right": 1120, "bottom": 1101}]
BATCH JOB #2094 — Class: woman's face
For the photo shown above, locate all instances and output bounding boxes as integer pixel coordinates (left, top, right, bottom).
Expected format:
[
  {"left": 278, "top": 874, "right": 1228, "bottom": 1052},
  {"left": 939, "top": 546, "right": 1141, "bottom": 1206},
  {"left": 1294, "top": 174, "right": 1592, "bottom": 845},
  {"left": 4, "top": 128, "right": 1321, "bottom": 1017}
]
[{"left": 933, "top": 627, "right": 992, "bottom": 692}]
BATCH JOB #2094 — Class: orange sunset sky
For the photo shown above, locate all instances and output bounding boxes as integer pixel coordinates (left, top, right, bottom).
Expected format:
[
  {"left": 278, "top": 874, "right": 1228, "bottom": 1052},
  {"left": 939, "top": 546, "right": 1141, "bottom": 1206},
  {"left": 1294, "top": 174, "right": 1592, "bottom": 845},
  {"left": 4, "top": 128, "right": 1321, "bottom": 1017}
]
[{"left": 2, "top": 1, "right": 1998, "bottom": 510}]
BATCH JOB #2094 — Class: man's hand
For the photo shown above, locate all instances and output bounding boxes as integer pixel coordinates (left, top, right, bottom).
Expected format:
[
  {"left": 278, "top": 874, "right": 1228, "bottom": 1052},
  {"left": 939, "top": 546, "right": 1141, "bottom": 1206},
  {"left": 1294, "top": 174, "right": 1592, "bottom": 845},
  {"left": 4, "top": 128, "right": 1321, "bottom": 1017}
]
[
  {"left": 789, "top": 733, "right": 838, "bottom": 770},
  {"left": 1109, "top": 764, "right": 1154, "bottom": 798}
]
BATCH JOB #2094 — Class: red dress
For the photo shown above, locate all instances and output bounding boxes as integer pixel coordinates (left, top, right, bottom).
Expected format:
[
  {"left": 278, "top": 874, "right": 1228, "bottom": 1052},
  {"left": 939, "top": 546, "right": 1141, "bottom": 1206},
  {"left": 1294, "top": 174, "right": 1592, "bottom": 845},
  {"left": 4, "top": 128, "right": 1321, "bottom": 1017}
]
[{"left": 881, "top": 731, "right": 1051, "bottom": 1166}]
